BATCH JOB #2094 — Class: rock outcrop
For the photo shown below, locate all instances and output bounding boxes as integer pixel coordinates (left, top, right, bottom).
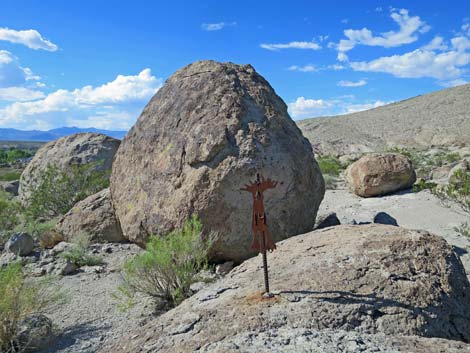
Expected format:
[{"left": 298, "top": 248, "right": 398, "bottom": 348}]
[
  {"left": 55, "top": 188, "right": 124, "bottom": 243},
  {"left": 346, "top": 153, "right": 416, "bottom": 197},
  {"left": 19, "top": 133, "right": 120, "bottom": 206},
  {"left": 105, "top": 224, "right": 470, "bottom": 353},
  {"left": 111, "top": 60, "right": 324, "bottom": 262},
  {"left": 297, "top": 83, "right": 470, "bottom": 155}
]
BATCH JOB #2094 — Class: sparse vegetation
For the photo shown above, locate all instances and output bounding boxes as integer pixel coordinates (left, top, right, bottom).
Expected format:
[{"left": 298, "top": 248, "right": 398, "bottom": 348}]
[
  {"left": 0, "top": 149, "right": 34, "bottom": 165},
  {"left": 26, "top": 163, "right": 110, "bottom": 219},
  {"left": 60, "top": 234, "right": 103, "bottom": 267},
  {"left": 0, "top": 262, "right": 64, "bottom": 353},
  {"left": 115, "top": 215, "right": 210, "bottom": 308},
  {"left": 441, "top": 169, "right": 470, "bottom": 211},
  {"left": 0, "top": 192, "right": 21, "bottom": 242},
  {"left": 412, "top": 179, "right": 437, "bottom": 193},
  {"left": 0, "top": 171, "right": 22, "bottom": 182},
  {"left": 317, "top": 155, "right": 343, "bottom": 176},
  {"left": 454, "top": 222, "right": 470, "bottom": 238}
]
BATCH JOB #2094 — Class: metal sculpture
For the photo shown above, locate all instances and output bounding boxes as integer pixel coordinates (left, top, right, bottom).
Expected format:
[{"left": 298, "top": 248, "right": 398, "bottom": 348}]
[{"left": 241, "top": 173, "right": 277, "bottom": 295}]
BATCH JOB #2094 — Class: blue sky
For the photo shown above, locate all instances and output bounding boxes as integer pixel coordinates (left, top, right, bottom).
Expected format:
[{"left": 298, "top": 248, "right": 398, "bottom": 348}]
[{"left": 1, "top": 0, "right": 470, "bottom": 130}]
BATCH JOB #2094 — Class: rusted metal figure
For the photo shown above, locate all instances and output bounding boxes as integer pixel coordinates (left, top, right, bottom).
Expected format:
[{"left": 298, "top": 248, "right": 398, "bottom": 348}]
[{"left": 241, "top": 173, "right": 277, "bottom": 294}]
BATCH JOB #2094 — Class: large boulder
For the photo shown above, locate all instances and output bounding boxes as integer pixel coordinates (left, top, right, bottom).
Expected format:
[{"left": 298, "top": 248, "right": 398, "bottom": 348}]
[
  {"left": 19, "top": 133, "right": 120, "bottom": 206},
  {"left": 55, "top": 188, "right": 125, "bottom": 243},
  {"left": 105, "top": 224, "right": 470, "bottom": 353},
  {"left": 111, "top": 60, "right": 325, "bottom": 262},
  {"left": 346, "top": 153, "right": 416, "bottom": 197}
]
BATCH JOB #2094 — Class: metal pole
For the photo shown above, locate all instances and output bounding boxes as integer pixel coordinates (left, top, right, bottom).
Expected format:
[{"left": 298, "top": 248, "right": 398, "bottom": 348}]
[{"left": 261, "top": 231, "right": 270, "bottom": 294}]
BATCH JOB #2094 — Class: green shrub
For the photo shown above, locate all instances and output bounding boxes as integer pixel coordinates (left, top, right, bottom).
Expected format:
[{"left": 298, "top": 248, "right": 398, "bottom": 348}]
[
  {"left": 26, "top": 163, "right": 110, "bottom": 219},
  {"left": 0, "top": 171, "right": 22, "bottom": 182},
  {"left": 115, "top": 215, "right": 210, "bottom": 307},
  {"left": 0, "top": 262, "right": 64, "bottom": 352},
  {"left": 454, "top": 222, "right": 470, "bottom": 238},
  {"left": 0, "top": 192, "right": 21, "bottom": 242},
  {"left": 317, "top": 155, "right": 343, "bottom": 176},
  {"left": 443, "top": 169, "right": 470, "bottom": 210},
  {"left": 0, "top": 149, "right": 34, "bottom": 164},
  {"left": 19, "top": 218, "right": 58, "bottom": 243},
  {"left": 60, "top": 234, "right": 103, "bottom": 267},
  {"left": 412, "top": 179, "right": 437, "bottom": 193}
]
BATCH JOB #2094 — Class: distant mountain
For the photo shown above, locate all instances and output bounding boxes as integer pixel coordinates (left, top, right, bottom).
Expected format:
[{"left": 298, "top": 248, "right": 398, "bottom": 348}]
[
  {"left": 0, "top": 127, "right": 127, "bottom": 141},
  {"left": 297, "top": 84, "right": 470, "bottom": 155}
]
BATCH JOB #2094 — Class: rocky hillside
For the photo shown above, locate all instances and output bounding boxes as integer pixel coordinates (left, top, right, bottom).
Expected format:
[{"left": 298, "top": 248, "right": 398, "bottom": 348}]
[{"left": 297, "top": 84, "right": 470, "bottom": 155}]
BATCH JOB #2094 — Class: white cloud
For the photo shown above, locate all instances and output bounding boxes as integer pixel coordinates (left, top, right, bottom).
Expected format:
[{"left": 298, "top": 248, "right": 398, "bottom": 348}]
[
  {"left": 0, "top": 69, "right": 163, "bottom": 130},
  {"left": 288, "top": 96, "right": 390, "bottom": 119},
  {"left": 337, "top": 9, "right": 428, "bottom": 60},
  {"left": 422, "top": 36, "right": 448, "bottom": 50},
  {"left": 344, "top": 100, "right": 387, "bottom": 113},
  {"left": 201, "top": 22, "right": 236, "bottom": 31},
  {"left": 328, "top": 64, "right": 346, "bottom": 70},
  {"left": 260, "top": 40, "right": 321, "bottom": 51},
  {"left": 288, "top": 97, "right": 334, "bottom": 118},
  {"left": 288, "top": 64, "right": 317, "bottom": 72},
  {"left": 451, "top": 36, "right": 470, "bottom": 52},
  {"left": 0, "top": 27, "right": 58, "bottom": 51},
  {"left": 337, "top": 79, "right": 367, "bottom": 87},
  {"left": 0, "top": 87, "right": 45, "bottom": 101},
  {"left": 439, "top": 78, "right": 469, "bottom": 87},
  {"left": 0, "top": 50, "right": 41, "bottom": 88},
  {"left": 350, "top": 47, "right": 470, "bottom": 80}
]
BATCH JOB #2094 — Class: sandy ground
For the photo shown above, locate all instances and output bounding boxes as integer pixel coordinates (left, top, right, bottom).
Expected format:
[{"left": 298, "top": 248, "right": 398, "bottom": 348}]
[{"left": 320, "top": 188, "right": 470, "bottom": 275}]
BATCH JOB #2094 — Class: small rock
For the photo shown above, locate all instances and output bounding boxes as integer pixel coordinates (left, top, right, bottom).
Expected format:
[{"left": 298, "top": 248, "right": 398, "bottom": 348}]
[
  {"left": 17, "top": 314, "right": 54, "bottom": 352},
  {"left": 5, "top": 232, "right": 34, "bottom": 256},
  {"left": 54, "top": 258, "right": 77, "bottom": 276},
  {"left": 314, "top": 212, "right": 341, "bottom": 229},
  {"left": 82, "top": 265, "right": 105, "bottom": 274},
  {"left": 190, "top": 282, "right": 206, "bottom": 293},
  {"left": 373, "top": 212, "right": 399, "bottom": 226},
  {"left": 0, "top": 252, "right": 18, "bottom": 267},
  {"left": 0, "top": 180, "right": 19, "bottom": 195},
  {"left": 51, "top": 241, "right": 73, "bottom": 255},
  {"left": 215, "top": 261, "right": 234, "bottom": 275}
]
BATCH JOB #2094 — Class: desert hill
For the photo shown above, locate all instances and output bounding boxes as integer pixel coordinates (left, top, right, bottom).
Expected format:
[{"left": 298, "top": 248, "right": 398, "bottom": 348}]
[{"left": 297, "top": 84, "right": 470, "bottom": 155}]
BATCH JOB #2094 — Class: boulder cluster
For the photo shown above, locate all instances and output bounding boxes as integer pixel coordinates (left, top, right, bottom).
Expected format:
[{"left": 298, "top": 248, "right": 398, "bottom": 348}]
[{"left": 5, "top": 60, "right": 470, "bottom": 353}]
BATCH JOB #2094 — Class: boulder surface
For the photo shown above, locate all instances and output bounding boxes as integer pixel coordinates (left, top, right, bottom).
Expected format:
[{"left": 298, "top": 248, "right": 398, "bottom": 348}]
[
  {"left": 55, "top": 188, "right": 124, "bottom": 243},
  {"left": 111, "top": 60, "right": 324, "bottom": 261},
  {"left": 346, "top": 153, "right": 416, "bottom": 197},
  {"left": 105, "top": 224, "right": 470, "bottom": 353},
  {"left": 19, "top": 133, "right": 120, "bottom": 206}
]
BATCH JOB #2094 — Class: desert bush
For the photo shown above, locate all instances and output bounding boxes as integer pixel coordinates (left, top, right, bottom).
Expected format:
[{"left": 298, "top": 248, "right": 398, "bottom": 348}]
[
  {"left": 18, "top": 218, "right": 58, "bottom": 242},
  {"left": 442, "top": 169, "right": 470, "bottom": 210},
  {"left": 115, "top": 215, "right": 210, "bottom": 308},
  {"left": 0, "top": 262, "right": 64, "bottom": 352},
  {"left": 0, "top": 171, "right": 22, "bottom": 182},
  {"left": 26, "top": 163, "right": 110, "bottom": 219},
  {"left": 317, "top": 155, "right": 343, "bottom": 176},
  {"left": 60, "top": 234, "right": 103, "bottom": 267},
  {"left": 412, "top": 179, "right": 437, "bottom": 193},
  {"left": 0, "top": 192, "right": 21, "bottom": 242}
]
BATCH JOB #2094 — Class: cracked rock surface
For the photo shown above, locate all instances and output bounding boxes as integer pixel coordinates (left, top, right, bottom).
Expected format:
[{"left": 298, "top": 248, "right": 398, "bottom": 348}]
[
  {"left": 110, "top": 60, "right": 324, "bottom": 262},
  {"left": 105, "top": 224, "right": 470, "bottom": 353}
]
